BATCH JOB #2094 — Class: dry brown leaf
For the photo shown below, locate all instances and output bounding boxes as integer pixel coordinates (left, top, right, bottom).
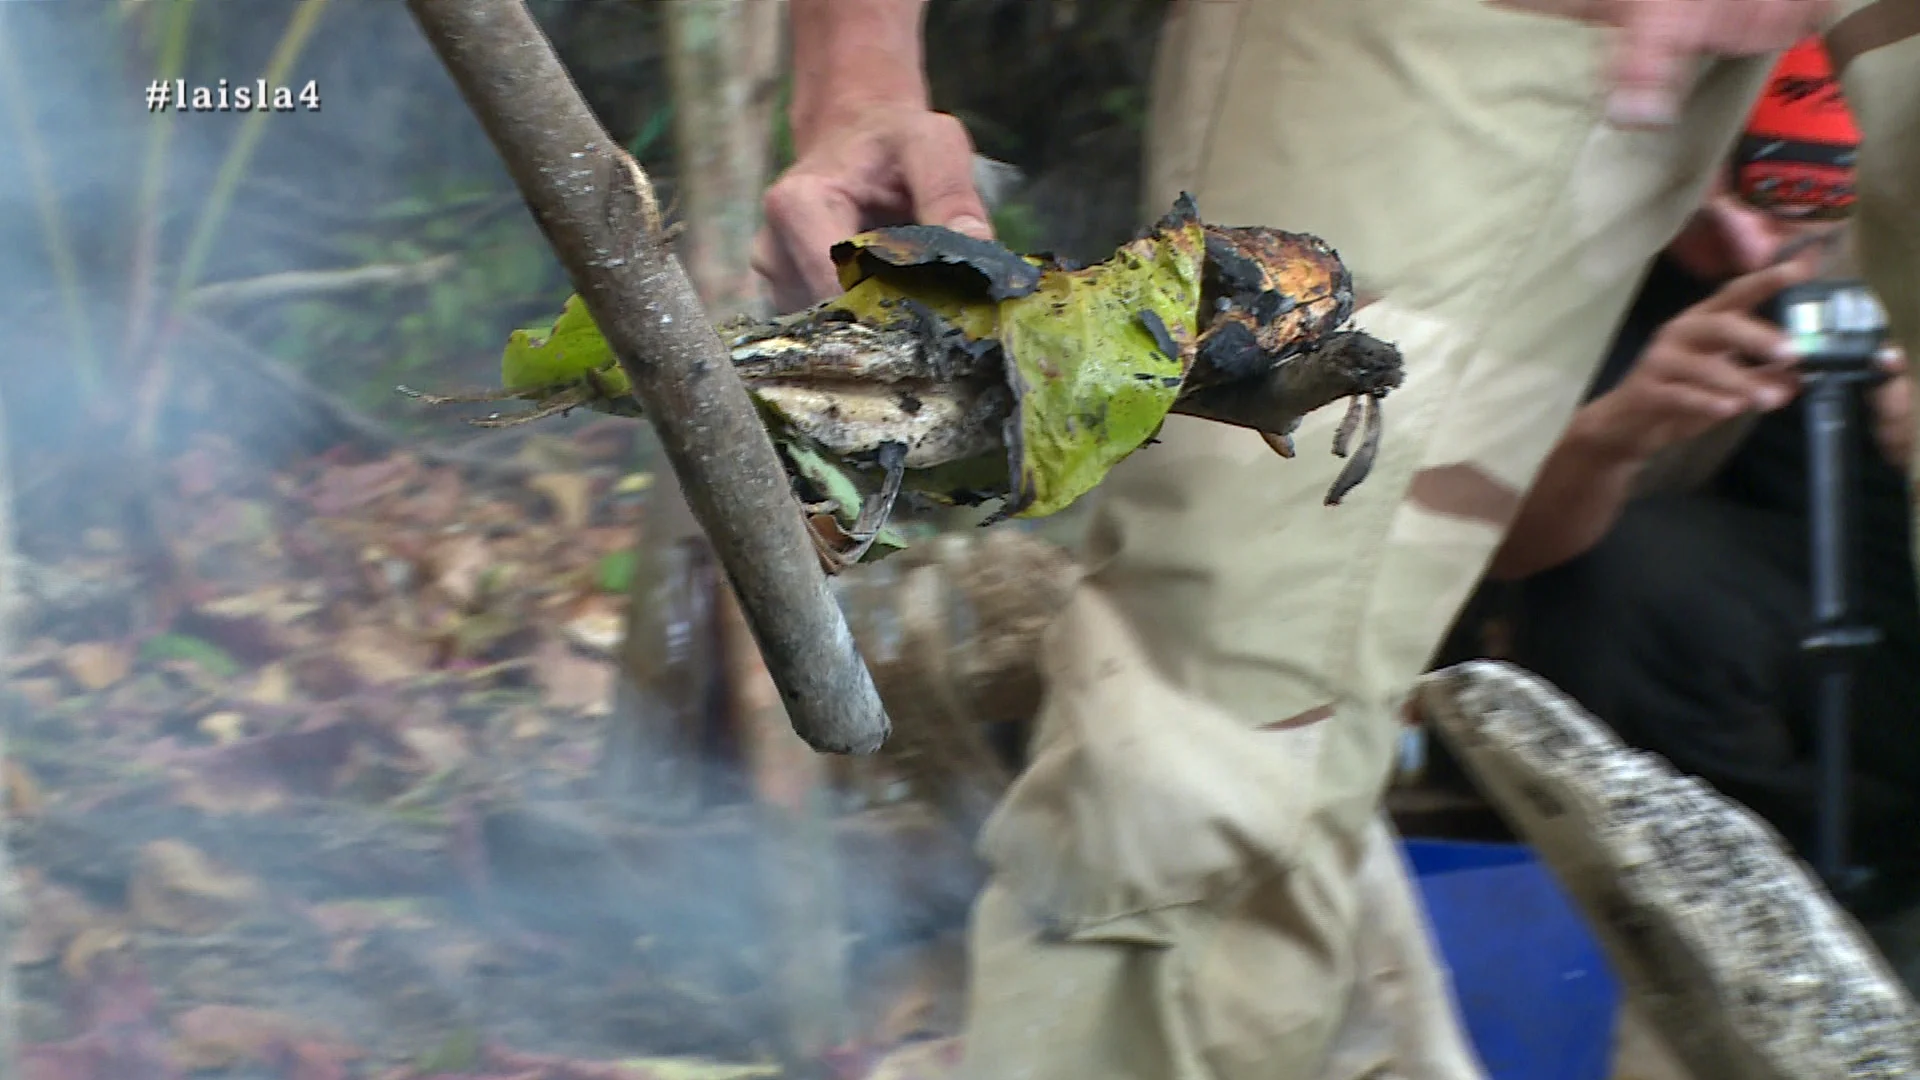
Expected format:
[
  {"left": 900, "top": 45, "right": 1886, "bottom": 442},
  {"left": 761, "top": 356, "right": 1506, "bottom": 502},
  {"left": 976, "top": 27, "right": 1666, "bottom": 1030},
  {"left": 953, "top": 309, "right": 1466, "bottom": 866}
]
[
  {"left": 60, "top": 922, "right": 132, "bottom": 982},
  {"left": 10, "top": 677, "right": 63, "bottom": 710},
  {"left": 199, "top": 586, "right": 321, "bottom": 625},
  {"left": 309, "top": 455, "right": 418, "bottom": 516},
  {"left": 560, "top": 598, "right": 626, "bottom": 658},
  {"left": 247, "top": 662, "right": 294, "bottom": 705},
  {"left": 197, "top": 711, "right": 248, "bottom": 746},
  {"left": 532, "top": 636, "right": 614, "bottom": 715},
  {"left": 583, "top": 525, "right": 636, "bottom": 555},
  {"left": 399, "top": 722, "right": 469, "bottom": 772},
  {"left": 173, "top": 774, "right": 286, "bottom": 816},
  {"left": 429, "top": 533, "right": 492, "bottom": 608},
  {"left": 13, "top": 872, "right": 99, "bottom": 967},
  {"left": 396, "top": 466, "right": 465, "bottom": 524},
  {"left": 7, "top": 758, "right": 44, "bottom": 819},
  {"left": 128, "top": 839, "right": 262, "bottom": 934},
  {"left": 334, "top": 623, "right": 432, "bottom": 686},
  {"left": 170, "top": 717, "right": 364, "bottom": 814},
  {"left": 508, "top": 708, "right": 550, "bottom": 741},
  {"left": 60, "top": 642, "right": 132, "bottom": 692},
  {"left": 514, "top": 433, "right": 585, "bottom": 473},
  {"left": 530, "top": 471, "right": 593, "bottom": 530},
  {"left": 171, "top": 1004, "right": 359, "bottom": 1073}
]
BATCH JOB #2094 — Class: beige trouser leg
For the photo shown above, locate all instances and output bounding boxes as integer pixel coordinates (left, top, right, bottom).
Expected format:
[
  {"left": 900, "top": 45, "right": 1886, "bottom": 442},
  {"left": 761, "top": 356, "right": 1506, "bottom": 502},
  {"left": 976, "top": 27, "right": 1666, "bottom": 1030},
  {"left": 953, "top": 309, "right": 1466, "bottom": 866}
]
[
  {"left": 958, "top": 2, "right": 1920, "bottom": 1078},
  {"left": 1317, "top": 818, "right": 1485, "bottom": 1080},
  {"left": 1830, "top": 3, "right": 1920, "bottom": 518}
]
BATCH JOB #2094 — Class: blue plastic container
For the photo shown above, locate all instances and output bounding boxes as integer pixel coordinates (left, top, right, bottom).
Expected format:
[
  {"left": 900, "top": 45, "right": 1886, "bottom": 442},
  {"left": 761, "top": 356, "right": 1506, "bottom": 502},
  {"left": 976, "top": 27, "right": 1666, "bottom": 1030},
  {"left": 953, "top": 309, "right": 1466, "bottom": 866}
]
[{"left": 1402, "top": 840, "right": 1620, "bottom": 1080}]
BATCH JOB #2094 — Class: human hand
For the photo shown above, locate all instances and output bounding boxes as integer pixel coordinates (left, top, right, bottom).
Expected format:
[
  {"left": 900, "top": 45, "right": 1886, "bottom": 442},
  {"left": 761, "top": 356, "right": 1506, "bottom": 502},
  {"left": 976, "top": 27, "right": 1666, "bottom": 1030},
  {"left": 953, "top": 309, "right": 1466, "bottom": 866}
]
[
  {"left": 752, "top": 102, "right": 994, "bottom": 313},
  {"left": 1871, "top": 346, "right": 1913, "bottom": 472},
  {"left": 1493, "top": 0, "right": 1833, "bottom": 127},
  {"left": 1581, "top": 260, "right": 1814, "bottom": 463}
]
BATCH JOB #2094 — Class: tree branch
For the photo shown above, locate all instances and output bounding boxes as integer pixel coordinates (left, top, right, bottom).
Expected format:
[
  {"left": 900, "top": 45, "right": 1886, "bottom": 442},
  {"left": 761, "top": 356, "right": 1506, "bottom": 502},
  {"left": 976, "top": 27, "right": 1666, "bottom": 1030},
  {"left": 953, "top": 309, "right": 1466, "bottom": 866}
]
[
  {"left": 406, "top": 0, "right": 890, "bottom": 754},
  {"left": 185, "top": 255, "right": 457, "bottom": 310}
]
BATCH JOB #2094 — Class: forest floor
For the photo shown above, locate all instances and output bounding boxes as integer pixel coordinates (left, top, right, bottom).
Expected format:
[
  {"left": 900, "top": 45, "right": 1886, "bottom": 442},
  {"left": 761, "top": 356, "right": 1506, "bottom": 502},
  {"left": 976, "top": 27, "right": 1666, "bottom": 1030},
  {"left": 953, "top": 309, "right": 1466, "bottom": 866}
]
[{"left": 8, "top": 415, "right": 981, "bottom": 1080}]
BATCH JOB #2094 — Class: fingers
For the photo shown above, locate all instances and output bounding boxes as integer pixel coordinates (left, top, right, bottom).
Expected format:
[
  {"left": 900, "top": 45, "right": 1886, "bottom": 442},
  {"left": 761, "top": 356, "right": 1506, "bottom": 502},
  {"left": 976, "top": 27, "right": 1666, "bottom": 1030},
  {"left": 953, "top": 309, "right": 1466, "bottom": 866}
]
[
  {"left": 751, "top": 106, "right": 991, "bottom": 313},
  {"left": 1871, "top": 347, "right": 1914, "bottom": 469},
  {"left": 1601, "top": 0, "right": 1831, "bottom": 128},
  {"left": 1664, "top": 309, "right": 1795, "bottom": 366},
  {"left": 1655, "top": 345, "right": 1798, "bottom": 411},
  {"left": 893, "top": 112, "right": 994, "bottom": 238},
  {"left": 1603, "top": 0, "right": 1705, "bottom": 126},
  {"left": 1697, "top": 259, "right": 1816, "bottom": 317},
  {"left": 1652, "top": 381, "right": 1751, "bottom": 424},
  {"left": 759, "top": 174, "right": 869, "bottom": 312},
  {"left": 750, "top": 226, "right": 816, "bottom": 315}
]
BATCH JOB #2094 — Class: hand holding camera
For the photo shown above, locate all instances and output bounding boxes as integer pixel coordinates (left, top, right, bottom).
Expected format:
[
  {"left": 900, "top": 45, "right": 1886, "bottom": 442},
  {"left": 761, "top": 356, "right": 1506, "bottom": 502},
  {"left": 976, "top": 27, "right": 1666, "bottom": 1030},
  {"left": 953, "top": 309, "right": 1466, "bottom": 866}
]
[{"left": 1582, "top": 260, "right": 1813, "bottom": 464}]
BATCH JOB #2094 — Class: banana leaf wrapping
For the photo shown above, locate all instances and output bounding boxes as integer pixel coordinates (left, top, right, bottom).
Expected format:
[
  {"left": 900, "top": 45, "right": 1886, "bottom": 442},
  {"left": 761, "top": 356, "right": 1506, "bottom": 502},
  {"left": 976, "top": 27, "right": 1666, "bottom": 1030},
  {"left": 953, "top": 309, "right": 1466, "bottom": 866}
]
[{"left": 412, "top": 195, "right": 1404, "bottom": 566}]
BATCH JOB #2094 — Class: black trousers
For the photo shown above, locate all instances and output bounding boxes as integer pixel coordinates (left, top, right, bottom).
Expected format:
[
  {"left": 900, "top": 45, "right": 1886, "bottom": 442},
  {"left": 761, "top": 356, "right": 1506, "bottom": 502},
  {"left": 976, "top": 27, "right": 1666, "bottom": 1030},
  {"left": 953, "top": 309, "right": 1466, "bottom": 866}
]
[{"left": 1504, "top": 494, "right": 1920, "bottom": 901}]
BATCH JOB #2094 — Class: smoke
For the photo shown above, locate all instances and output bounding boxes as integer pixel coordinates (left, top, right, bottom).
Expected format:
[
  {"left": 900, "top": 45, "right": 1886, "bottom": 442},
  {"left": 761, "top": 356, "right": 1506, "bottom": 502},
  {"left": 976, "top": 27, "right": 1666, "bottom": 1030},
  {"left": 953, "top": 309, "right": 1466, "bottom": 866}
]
[{"left": 0, "top": 2, "right": 984, "bottom": 1073}]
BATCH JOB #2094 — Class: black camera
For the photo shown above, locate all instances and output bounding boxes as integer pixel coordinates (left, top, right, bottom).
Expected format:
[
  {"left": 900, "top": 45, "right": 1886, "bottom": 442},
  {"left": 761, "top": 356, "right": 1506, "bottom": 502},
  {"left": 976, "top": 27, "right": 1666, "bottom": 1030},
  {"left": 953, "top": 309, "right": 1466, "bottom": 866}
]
[
  {"left": 1765, "top": 278, "right": 1889, "bottom": 373},
  {"left": 1763, "top": 276, "right": 1892, "bottom": 892}
]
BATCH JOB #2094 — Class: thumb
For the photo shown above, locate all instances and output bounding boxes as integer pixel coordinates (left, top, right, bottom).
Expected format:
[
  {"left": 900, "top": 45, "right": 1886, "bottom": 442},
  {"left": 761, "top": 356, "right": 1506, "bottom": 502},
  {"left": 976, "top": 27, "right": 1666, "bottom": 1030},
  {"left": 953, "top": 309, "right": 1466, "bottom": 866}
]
[{"left": 896, "top": 114, "right": 996, "bottom": 240}]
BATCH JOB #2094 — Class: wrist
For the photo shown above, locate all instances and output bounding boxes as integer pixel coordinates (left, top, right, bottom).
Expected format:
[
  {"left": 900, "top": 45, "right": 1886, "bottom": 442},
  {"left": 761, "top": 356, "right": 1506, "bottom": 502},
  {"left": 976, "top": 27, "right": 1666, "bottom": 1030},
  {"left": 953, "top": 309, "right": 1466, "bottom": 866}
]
[
  {"left": 788, "top": 0, "right": 929, "bottom": 154},
  {"left": 1563, "top": 397, "right": 1658, "bottom": 470},
  {"left": 790, "top": 85, "right": 928, "bottom": 154}
]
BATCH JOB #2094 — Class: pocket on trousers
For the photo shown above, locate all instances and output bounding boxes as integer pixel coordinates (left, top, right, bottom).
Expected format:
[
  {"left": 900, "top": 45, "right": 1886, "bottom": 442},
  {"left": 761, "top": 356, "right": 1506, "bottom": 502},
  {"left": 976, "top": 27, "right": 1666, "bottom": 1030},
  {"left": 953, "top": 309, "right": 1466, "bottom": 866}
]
[{"left": 976, "top": 584, "right": 1330, "bottom": 942}]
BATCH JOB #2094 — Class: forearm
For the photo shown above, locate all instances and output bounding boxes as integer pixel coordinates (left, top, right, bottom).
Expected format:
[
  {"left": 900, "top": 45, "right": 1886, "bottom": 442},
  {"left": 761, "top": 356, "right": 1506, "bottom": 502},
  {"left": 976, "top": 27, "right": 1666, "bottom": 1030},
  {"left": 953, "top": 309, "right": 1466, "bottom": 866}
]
[
  {"left": 788, "top": 0, "right": 929, "bottom": 152},
  {"left": 1485, "top": 404, "right": 1646, "bottom": 582}
]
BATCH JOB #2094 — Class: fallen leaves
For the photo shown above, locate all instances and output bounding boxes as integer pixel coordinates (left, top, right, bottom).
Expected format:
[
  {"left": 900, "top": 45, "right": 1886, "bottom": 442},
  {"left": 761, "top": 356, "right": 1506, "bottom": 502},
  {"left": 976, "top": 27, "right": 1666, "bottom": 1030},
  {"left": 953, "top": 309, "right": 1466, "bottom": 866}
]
[
  {"left": 530, "top": 470, "right": 595, "bottom": 531},
  {"left": 128, "top": 839, "right": 263, "bottom": 934},
  {"left": 167, "top": 713, "right": 367, "bottom": 814},
  {"left": 531, "top": 634, "right": 614, "bottom": 715},
  {"left": 333, "top": 622, "right": 435, "bottom": 687},
  {"left": 60, "top": 642, "right": 133, "bottom": 692},
  {"left": 170, "top": 1004, "right": 361, "bottom": 1076},
  {"left": 9, "top": 419, "right": 979, "bottom": 1080},
  {"left": 378, "top": 1042, "right": 782, "bottom": 1080}
]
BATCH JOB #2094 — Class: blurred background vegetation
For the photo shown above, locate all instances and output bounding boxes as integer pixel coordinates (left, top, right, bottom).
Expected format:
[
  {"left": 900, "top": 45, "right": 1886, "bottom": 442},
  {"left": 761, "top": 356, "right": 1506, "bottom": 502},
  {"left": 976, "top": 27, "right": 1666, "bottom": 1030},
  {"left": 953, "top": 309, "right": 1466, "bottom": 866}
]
[
  {"left": 0, "top": 2, "right": 1171, "bottom": 1074},
  {"left": 1, "top": 0, "right": 1163, "bottom": 448}
]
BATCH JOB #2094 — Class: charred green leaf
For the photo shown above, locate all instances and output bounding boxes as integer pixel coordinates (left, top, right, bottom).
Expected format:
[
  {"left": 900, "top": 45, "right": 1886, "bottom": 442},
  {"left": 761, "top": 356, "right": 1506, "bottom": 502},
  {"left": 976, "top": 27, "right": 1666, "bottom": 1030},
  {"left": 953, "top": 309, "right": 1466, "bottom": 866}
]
[{"left": 996, "top": 198, "right": 1207, "bottom": 518}]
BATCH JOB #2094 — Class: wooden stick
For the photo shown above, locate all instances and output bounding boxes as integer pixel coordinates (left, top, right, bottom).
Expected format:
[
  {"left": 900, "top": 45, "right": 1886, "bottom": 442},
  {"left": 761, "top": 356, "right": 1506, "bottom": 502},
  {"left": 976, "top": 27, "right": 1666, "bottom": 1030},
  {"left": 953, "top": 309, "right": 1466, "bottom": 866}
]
[{"left": 406, "top": 0, "right": 890, "bottom": 754}]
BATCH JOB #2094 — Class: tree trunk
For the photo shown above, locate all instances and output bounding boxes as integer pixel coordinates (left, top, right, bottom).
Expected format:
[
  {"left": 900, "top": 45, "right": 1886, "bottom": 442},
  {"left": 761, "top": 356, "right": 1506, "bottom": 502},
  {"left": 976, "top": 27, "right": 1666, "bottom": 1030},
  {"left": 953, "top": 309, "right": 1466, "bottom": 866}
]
[{"left": 663, "top": 3, "right": 850, "bottom": 1070}]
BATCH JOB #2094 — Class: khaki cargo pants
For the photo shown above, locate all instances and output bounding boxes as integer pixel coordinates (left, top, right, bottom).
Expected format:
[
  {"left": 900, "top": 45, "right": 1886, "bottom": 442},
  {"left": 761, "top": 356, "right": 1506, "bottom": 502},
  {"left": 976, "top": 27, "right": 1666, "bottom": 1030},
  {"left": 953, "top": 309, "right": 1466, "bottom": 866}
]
[{"left": 956, "top": 2, "right": 1920, "bottom": 1078}]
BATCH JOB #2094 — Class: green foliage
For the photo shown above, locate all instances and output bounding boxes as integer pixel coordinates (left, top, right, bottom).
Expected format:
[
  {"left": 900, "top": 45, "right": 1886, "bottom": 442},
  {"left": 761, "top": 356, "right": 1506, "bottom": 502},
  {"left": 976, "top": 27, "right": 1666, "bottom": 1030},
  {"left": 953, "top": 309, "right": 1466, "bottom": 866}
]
[
  {"left": 415, "top": 1028, "right": 483, "bottom": 1074},
  {"left": 1099, "top": 85, "right": 1147, "bottom": 132},
  {"left": 595, "top": 549, "right": 637, "bottom": 594},
  {"left": 501, "top": 294, "right": 628, "bottom": 396},
  {"left": 626, "top": 102, "right": 674, "bottom": 160},
  {"left": 998, "top": 209, "right": 1204, "bottom": 517},
  {"left": 460, "top": 202, "right": 1213, "bottom": 533},
  {"left": 990, "top": 202, "right": 1047, "bottom": 257},
  {"left": 269, "top": 186, "right": 565, "bottom": 416},
  {"left": 767, "top": 76, "right": 794, "bottom": 173},
  {"left": 140, "top": 633, "right": 242, "bottom": 679},
  {"left": 782, "top": 441, "right": 908, "bottom": 560}
]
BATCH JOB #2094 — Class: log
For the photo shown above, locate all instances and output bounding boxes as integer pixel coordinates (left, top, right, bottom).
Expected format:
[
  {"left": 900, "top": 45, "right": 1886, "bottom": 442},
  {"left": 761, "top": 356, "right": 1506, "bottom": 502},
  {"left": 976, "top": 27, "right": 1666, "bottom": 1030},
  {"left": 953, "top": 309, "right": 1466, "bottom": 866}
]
[
  {"left": 406, "top": 0, "right": 890, "bottom": 755},
  {"left": 1418, "top": 660, "right": 1920, "bottom": 1080}
]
